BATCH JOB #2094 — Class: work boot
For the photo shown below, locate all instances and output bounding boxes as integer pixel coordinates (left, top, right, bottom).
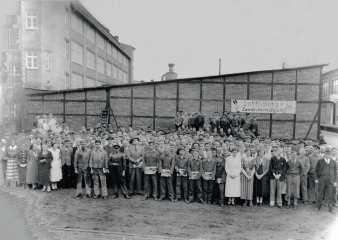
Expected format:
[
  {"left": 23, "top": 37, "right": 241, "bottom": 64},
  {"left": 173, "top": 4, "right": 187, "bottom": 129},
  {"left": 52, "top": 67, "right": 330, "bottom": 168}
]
[{"left": 73, "top": 193, "right": 81, "bottom": 198}]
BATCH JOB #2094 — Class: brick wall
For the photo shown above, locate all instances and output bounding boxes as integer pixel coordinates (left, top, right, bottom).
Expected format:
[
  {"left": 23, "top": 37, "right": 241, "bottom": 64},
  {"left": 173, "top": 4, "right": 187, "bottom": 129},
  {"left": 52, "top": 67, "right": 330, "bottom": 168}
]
[{"left": 24, "top": 66, "right": 324, "bottom": 139}]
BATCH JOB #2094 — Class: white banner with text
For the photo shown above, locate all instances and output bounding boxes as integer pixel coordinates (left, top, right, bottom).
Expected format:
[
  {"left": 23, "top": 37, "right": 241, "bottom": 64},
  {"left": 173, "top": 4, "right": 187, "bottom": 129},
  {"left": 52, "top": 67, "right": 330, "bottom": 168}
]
[{"left": 231, "top": 100, "right": 296, "bottom": 114}]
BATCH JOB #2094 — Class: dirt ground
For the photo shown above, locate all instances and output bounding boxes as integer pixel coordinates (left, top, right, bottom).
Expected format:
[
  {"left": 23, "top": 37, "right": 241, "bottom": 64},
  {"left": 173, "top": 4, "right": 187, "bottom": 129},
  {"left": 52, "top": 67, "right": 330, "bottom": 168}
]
[{"left": 1, "top": 187, "right": 338, "bottom": 240}]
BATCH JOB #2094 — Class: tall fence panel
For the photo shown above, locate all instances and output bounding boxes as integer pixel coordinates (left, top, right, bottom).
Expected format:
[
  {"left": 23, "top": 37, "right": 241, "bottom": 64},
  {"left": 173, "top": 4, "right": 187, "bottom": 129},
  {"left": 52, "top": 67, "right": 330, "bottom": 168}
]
[{"left": 24, "top": 65, "right": 324, "bottom": 139}]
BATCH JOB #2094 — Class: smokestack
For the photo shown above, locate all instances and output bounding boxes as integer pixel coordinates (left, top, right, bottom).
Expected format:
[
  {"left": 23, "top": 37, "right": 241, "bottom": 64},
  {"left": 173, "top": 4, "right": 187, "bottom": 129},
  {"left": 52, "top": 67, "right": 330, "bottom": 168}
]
[
  {"left": 114, "top": 36, "right": 119, "bottom": 42},
  {"left": 162, "top": 63, "right": 178, "bottom": 81},
  {"left": 168, "top": 63, "right": 175, "bottom": 72},
  {"left": 151, "top": 79, "right": 154, "bottom": 82},
  {"left": 282, "top": 62, "right": 285, "bottom": 69}
]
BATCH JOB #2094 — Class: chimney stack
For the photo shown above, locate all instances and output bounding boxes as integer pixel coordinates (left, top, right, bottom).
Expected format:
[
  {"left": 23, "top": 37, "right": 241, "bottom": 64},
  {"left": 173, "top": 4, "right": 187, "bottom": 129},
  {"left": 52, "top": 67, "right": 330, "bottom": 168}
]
[{"left": 114, "top": 36, "right": 119, "bottom": 42}]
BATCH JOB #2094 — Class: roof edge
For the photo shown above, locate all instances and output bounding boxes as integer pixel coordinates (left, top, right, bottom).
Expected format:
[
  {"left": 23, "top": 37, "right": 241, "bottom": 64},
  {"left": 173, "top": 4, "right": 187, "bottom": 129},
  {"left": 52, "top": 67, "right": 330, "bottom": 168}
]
[{"left": 27, "top": 63, "right": 329, "bottom": 95}]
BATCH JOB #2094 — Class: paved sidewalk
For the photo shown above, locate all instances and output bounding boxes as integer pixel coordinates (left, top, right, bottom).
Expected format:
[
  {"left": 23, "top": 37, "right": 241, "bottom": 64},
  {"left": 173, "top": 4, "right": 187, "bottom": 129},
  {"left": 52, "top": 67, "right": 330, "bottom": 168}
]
[{"left": 322, "top": 131, "right": 338, "bottom": 148}]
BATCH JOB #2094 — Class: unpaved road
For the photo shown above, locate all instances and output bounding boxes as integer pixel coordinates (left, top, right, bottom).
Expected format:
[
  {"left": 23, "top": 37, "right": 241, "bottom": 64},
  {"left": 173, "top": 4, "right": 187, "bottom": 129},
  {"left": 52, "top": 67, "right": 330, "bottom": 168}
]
[{"left": 1, "top": 187, "right": 338, "bottom": 240}]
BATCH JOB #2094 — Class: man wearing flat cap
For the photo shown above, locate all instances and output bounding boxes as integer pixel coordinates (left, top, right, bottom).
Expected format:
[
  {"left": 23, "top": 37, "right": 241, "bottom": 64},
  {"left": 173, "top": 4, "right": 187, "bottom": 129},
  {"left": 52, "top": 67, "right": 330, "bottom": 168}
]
[
  {"left": 60, "top": 139, "right": 74, "bottom": 189},
  {"left": 108, "top": 144, "right": 130, "bottom": 199},
  {"left": 74, "top": 140, "right": 92, "bottom": 198},
  {"left": 89, "top": 140, "right": 109, "bottom": 199},
  {"left": 126, "top": 137, "right": 143, "bottom": 195},
  {"left": 307, "top": 145, "right": 322, "bottom": 203},
  {"left": 314, "top": 149, "right": 337, "bottom": 214}
]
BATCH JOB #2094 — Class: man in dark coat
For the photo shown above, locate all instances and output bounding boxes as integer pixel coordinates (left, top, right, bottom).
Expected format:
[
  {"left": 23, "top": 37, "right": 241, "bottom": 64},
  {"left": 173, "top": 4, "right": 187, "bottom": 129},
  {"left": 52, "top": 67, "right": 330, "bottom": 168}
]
[
  {"left": 195, "top": 112, "right": 204, "bottom": 131},
  {"left": 314, "top": 149, "right": 337, "bottom": 214},
  {"left": 269, "top": 148, "right": 287, "bottom": 209}
]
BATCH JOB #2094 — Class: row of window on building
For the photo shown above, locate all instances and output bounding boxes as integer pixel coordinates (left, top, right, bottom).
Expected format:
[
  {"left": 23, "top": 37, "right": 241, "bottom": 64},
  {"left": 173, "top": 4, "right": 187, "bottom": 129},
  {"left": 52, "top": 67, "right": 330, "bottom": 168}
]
[
  {"left": 70, "top": 11, "right": 129, "bottom": 66},
  {"left": 26, "top": 50, "right": 128, "bottom": 89},
  {"left": 323, "top": 80, "right": 338, "bottom": 95}
]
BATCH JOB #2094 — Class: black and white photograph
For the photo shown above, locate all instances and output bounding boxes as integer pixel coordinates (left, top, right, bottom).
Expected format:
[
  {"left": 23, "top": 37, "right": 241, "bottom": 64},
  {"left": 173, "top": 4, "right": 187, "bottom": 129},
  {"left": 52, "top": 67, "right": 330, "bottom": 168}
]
[{"left": 0, "top": 0, "right": 337, "bottom": 239}]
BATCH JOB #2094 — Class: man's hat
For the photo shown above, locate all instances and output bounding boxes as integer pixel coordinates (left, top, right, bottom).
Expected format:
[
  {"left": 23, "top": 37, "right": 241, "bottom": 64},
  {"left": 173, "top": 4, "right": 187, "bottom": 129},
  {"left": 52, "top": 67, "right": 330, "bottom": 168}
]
[
  {"left": 113, "top": 144, "right": 120, "bottom": 149},
  {"left": 107, "top": 136, "right": 113, "bottom": 140}
]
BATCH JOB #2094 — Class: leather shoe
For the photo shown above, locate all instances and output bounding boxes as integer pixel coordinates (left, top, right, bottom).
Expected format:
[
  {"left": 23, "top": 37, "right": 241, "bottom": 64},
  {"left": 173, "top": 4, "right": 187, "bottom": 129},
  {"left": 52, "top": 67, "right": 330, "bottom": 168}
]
[
  {"left": 330, "top": 210, "right": 336, "bottom": 214},
  {"left": 199, "top": 200, "right": 206, "bottom": 204},
  {"left": 86, "top": 194, "right": 91, "bottom": 198},
  {"left": 333, "top": 204, "right": 338, "bottom": 208},
  {"left": 278, "top": 205, "right": 283, "bottom": 209},
  {"left": 102, "top": 196, "right": 108, "bottom": 200},
  {"left": 313, "top": 208, "right": 320, "bottom": 211},
  {"left": 170, "top": 198, "right": 175, "bottom": 202},
  {"left": 124, "top": 195, "right": 130, "bottom": 199},
  {"left": 93, "top": 195, "right": 99, "bottom": 199},
  {"left": 73, "top": 194, "right": 81, "bottom": 198},
  {"left": 142, "top": 196, "right": 148, "bottom": 201},
  {"left": 111, "top": 195, "right": 118, "bottom": 199},
  {"left": 154, "top": 197, "right": 159, "bottom": 201},
  {"left": 158, "top": 198, "right": 163, "bottom": 201},
  {"left": 286, "top": 205, "right": 290, "bottom": 209},
  {"left": 185, "top": 199, "right": 190, "bottom": 204},
  {"left": 293, "top": 205, "right": 298, "bottom": 210}
]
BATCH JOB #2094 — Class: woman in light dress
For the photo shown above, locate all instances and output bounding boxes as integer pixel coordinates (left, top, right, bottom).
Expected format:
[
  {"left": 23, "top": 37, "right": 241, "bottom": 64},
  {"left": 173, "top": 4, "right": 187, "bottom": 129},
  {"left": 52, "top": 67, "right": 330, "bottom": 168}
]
[
  {"left": 49, "top": 143, "right": 62, "bottom": 190},
  {"left": 225, "top": 148, "right": 242, "bottom": 206},
  {"left": 240, "top": 149, "right": 255, "bottom": 207}
]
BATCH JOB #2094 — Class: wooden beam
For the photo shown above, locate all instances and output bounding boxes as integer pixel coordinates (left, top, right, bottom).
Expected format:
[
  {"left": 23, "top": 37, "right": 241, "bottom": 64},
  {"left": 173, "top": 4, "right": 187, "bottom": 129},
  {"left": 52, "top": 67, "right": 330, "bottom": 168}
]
[
  {"left": 317, "top": 67, "right": 323, "bottom": 140},
  {"left": 199, "top": 80, "right": 202, "bottom": 112},
  {"left": 293, "top": 70, "right": 298, "bottom": 139},
  {"left": 306, "top": 108, "right": 319, "bottom": 139},
  {"left": 153, "top": 83, "right": 156, "bottom": 130},
  {"left": 269, "top": 72, "right": 274, "bottom": 138},
  {"left": 176, "top": 82, "right": 179, "bottom": 112},
  {"left": 131, "top": 86, "right": 133, "bottom": 127},
  {"left": 223, "top": 77, "right": 226, "bottom": 112}
]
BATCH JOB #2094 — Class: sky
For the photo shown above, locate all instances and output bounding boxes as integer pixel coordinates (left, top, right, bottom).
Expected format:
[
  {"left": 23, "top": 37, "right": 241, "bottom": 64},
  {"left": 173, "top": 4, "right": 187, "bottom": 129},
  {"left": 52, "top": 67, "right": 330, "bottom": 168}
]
[
  {"left": 0, "top": 0, "right": 337, "bottom": 82},
  {"left": 79, "top": 0, "right": 338, "bottom": 81}
]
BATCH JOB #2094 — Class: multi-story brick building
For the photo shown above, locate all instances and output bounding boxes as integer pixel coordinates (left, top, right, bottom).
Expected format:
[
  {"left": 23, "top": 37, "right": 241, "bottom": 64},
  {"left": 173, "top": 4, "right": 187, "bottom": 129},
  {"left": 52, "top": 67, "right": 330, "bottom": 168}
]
[{"left": 1, "top": 0, "right": 134, "bottom": 90}]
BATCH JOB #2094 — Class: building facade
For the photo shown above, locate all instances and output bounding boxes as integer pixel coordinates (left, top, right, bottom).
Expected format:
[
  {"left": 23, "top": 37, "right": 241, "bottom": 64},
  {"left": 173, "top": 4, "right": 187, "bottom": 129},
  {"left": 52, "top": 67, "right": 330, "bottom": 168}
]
[
  {"left": 1, "top": 0, "right": 134, "bottom": 91},
  {"left": 321, "top": 68, "right": 338, "bottom": 126}
]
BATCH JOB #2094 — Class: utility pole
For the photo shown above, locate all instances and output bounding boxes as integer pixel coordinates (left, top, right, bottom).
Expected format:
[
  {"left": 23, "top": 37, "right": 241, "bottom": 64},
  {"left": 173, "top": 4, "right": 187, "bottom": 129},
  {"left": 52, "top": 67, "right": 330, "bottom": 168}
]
[{"left": 219, "top": 58, "right": 221, "bottom": 75}]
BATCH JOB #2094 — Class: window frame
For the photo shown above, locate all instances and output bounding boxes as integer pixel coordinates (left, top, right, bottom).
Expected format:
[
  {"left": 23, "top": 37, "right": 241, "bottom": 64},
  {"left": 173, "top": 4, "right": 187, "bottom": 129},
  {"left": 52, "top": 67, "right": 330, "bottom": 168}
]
[
  {"left": 65, "top": 8, "right": 69, "bottom": 25},
  {"left": 333, "top": 80, "right": 338, "bottom": 94},
  {"left": 106, "top": 62, "right": 112, "bottom": 77},
  {"left": 96, "top": 56, "right": 105, "bottom": 74},
  {"left": 71, "top": 41, "right": 84, "bottom": 65},
  {"left": 86, "top": 50, "right": 95, "bottom": 70},
  {"left": 26, "top": 11, "right": 38, "bottom": 29},
  {"left": 26, "top": 51, "right": 38, "bottom": 69},
  {"left": 65, "top": 40, "right": 69, "bottom": 59},
  {"left": 46, "top": 52, "right": 50, "bottom": 71}
]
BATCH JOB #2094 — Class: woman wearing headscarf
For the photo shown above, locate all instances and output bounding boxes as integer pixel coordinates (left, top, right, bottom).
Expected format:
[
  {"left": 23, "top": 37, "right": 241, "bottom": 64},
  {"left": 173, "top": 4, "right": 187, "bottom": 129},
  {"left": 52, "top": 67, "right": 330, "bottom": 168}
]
[
  {"left": 225, "top": 148, "right": 241, "bottom": 206},
  {"left": 26, "top": 143, "right": 40, "bottom": 190},
  {"left": 38, "top": 144, "right": 53, "bottom": 192}
]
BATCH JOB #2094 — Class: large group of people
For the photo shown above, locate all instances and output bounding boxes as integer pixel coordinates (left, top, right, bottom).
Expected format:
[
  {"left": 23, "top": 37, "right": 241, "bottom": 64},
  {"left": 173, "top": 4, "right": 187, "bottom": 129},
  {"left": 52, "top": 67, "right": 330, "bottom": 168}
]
[{"left": 0, "top": 112, "right": 337, "bottom": 214}]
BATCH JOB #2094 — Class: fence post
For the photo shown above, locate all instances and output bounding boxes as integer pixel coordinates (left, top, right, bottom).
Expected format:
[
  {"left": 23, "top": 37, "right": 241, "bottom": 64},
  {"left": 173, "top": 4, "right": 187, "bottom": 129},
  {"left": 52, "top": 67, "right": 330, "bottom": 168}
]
[
  {"left": 153, "top": 83, "right": 156, "bottom": 130},
  {"left": 317, "top": 67, "right": 324, "bottom": 140},
  {"left": 293, "top": 70, "right": 298, "bottom": 139}
]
